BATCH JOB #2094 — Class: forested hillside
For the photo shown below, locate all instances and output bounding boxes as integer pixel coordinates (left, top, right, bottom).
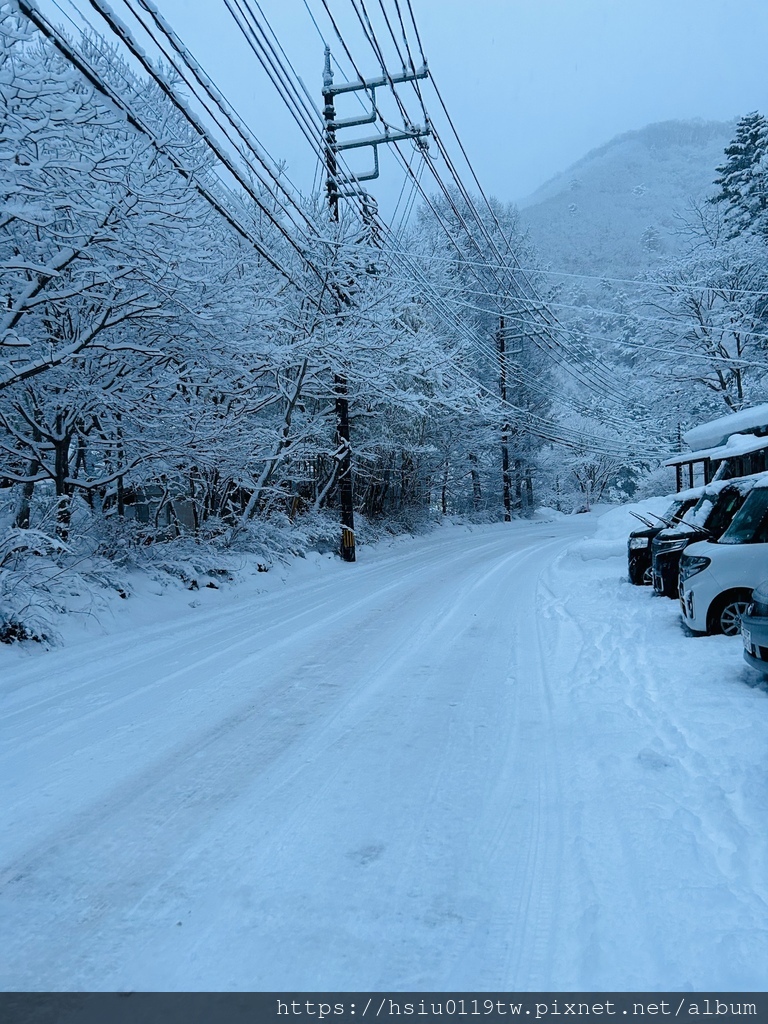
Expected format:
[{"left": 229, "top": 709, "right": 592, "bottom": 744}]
[
  {"left": 519, "top": 119, "right": 734, "bottom": 273},
  {"left": 518, "top": 115, "right": 768, "bottom": 494}
]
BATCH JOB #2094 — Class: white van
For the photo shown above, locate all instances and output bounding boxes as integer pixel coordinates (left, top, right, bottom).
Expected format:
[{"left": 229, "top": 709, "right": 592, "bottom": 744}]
[{"left": 679, "top": 482, "right": 768, "bottom": 635}]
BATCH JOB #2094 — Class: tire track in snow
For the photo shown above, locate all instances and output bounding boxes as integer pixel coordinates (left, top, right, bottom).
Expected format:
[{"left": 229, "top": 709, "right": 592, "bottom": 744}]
[
  {"left": 1, "top": 524, "right": 586, "bottom": 989},
  {"left": 447, "top": 537, "right": 576, "bottom": 990},
  {"left": 2, "top": 531, "right": 534, "bottom": 855},
  {"left": 113, "top": 532, "right": 574, "bottom": 990},
  {"left": 539, "top": 546, "right": 768, "bottom": 988},
  {"left": 535, "top": 558, "right": 671, "bottom": 987},
  {"left": 1, "top": 529, "right": 530, "bottom": 716},
  {"left": 607, "top": 595, "right": 768, "bottom": 978},
  {"left": 359, "top": 536, "right": 574, "bottom": 989},
  {"left": 2, "top": 526, "right": 539, "bottom": 836}
]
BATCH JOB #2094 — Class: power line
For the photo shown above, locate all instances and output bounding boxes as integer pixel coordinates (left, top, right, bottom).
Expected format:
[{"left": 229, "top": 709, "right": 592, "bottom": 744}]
[
  {"left": 48, "top": 0, "right": 663, "bottom": 458},
  {"left": 53, "top": 0, "right": 326, "bottom": 277},
  {"left": 16, "top": 0, "right": 304, "bottom": 288},
  {"left": 435, "top": 277, "right": 768, "bottom": 344},
  {"left": 81, "top": 0, "right": 321, "bottom": 267},
  {"left": 341, "top": 0, "right": 635, "bottom": 405},
  {"left": 403, "top": 0, "right": 426, "bottom": 65},
  {"left": 294, "top": 1, "right": 666, "bottom": 454},
  {"left": 226, "top": 0, "right": 388, "bottom": 220},
  {"left": 370, "top": 220, "right": 667, "bottom": 451},
  {"left": 275, "top": 2, "right": 675, "bottom": 455},
  {"left": 382, "top": 245, "right": 768, "bottom": 299},
  {"left": 122, "top": 0, "right": 319, "bottom": 238}
]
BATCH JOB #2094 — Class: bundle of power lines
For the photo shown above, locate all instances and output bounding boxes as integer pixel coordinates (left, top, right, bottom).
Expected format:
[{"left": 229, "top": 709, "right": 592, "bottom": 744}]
[{"left": 20, "top": 0, "right": 675, "bottom": 460}]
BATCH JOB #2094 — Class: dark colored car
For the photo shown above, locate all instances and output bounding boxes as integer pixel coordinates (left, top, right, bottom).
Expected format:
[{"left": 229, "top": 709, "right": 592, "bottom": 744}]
[
  {"left": 651, "top": 483, "right": 752, "bottom": 598},
  {"left": 742, "top": 580, "right": 768, "bottom": 673},
  {"left": 627, "top": 494, "right": 699, "bottom": 586}
]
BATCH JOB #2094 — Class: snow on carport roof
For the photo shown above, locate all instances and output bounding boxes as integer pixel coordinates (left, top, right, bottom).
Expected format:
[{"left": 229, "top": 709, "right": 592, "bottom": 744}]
[
  {"left": 664, "top": 431, "right": 768, "bottom": 467},
  {"left": 683, "top": 403, "right": 768, "bottom": 450}
]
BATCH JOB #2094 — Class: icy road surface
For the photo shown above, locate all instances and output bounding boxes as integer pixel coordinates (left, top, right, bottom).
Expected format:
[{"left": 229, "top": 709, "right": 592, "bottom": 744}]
[{"left": 3, "top": 511, "right": 768, "bottom": 991}]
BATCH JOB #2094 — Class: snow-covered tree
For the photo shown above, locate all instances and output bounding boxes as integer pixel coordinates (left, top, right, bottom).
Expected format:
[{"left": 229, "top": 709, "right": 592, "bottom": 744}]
[
  {"left": 408, "top": 188, "right": 557, "bottom": 516},
  {"left": 711, "top": 111, "right": 768, "bottom": 239},
  {"left": 643, "top": 200, "right": 768, "bottom": 419}
]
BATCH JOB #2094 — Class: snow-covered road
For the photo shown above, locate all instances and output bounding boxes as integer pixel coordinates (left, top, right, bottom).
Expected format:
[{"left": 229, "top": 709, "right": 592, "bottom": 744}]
[{"left": 3, "top": 513, "right": 768, "bottom": 991}]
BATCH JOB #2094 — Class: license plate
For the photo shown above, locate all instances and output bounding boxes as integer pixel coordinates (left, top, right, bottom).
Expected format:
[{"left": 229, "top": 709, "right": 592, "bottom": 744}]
[{"left": 743, "top": 628, "right": 752, "bottom": 651}]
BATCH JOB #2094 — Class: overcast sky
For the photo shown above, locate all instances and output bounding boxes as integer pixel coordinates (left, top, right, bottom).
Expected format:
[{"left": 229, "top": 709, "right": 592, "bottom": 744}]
[{"left": 50, "top": 0, "right": 768, "bottom": 213}]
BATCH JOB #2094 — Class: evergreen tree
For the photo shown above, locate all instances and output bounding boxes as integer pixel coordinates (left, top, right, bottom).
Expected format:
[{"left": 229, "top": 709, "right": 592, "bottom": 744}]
[{"left": 711, "top": 112, "right": 768, "bottom": 237}]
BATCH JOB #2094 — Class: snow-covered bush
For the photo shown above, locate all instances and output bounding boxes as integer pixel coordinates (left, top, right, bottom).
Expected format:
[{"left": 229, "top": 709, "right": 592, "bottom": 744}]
[{"left": 0, "top": 526, "right": 69, "bottom": 642}]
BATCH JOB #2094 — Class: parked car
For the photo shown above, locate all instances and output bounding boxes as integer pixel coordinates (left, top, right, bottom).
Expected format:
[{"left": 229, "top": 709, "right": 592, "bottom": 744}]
[
  {"left": 627, "top": 491, "right": 700, "bottom": 586},
  {"left": 651, "top": 482, "right": 752, "bottom": 598},
  {"left": 742, "top": 580, "right": 768, "bottom": 674},
  {"left": 680, "top": 477, "right": 768, "bottom": 635}
]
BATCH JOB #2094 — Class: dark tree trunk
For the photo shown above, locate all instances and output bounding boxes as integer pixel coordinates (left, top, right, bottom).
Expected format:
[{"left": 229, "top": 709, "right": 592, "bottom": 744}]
[
  {"left": 524, "top": 465, "right": 534, "bottom": 514},
  {"left": 469, "top": 453, "right": 482, "bottom": 510},
  {"left": 15, "top": 426, "right": 42, "bottom": 528}
]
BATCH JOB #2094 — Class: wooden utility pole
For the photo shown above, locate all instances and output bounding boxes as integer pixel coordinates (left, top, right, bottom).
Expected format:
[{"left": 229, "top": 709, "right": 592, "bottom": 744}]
[
  {"left": 497, "top": 315, "right": 512, "bottom": 521},
  {"left": 323, "top": 49, "right": 356, "bottom": 562},
  {"left": 321, "top": 47, "right": 429, "bottom": 562}
]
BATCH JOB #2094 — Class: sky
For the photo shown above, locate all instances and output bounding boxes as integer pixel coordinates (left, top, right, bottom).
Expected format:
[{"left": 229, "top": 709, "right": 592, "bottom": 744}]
[{"left": 41, "top": 0, "right": 768, "bottom": 216}]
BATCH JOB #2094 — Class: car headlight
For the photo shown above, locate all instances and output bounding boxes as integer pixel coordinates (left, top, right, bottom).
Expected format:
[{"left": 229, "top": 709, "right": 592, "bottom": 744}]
[
  {"left": 629, "top": 537, "right": 649, "bottom": 549},
  {"left": 657, "top": 538, "right": 688, "bottom": 552},
  {"left": 679, "top": 554, "right": 711, "bottom": 583}
]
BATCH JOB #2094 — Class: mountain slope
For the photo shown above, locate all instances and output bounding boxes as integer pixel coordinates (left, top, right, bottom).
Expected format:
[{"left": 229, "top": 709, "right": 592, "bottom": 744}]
[{"left": 518, "top": 119, "right": 735, "bottom": 275}]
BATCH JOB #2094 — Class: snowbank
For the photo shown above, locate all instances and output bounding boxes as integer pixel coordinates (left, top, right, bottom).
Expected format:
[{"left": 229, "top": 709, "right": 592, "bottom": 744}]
[{"left": 567, "top": 494, "right": 675, "bottom": 561}]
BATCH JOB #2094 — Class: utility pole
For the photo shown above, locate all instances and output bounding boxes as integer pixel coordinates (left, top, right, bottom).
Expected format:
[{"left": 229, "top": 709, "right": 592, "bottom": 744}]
[
  {"left": 322, "top": 47, "right": 429, "bottom": 562},
  {"left": 497, "top": 316, "right": 523, "bottom": 520},
  {"left": 322, "top": 51, "right": 356, "bottom": 562},
  {"left": 497, "top": 315, "right": 512, "bottom": 521}
]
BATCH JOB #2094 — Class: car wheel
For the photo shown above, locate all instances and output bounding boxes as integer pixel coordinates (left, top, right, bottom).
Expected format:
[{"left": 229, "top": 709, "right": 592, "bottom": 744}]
[
  {"left": 642, "top": 565, "right": 653, "bottom": 586},
  {"left": 709, "top": 591, "right": 752, "bottom": 636}
]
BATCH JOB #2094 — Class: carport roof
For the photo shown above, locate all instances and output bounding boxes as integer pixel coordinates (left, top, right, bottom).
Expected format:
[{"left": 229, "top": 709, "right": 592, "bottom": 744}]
[{"left": 664, "top": 431, "right": 768, "bottom": 467}]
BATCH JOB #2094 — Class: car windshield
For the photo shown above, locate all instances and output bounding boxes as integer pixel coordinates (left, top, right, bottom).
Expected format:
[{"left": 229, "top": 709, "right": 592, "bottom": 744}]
[
  {"left": 704, "top": 489, "right": 748, "bottom": 536},
  {"left": 718, "top": 488, "right": 768, "bottom": 544},
  {"left": 667, "top": 498, "right": 695, "bottom": 523},
  {"left": 675, "top": 488, "right": 747, "bottom": 536}
]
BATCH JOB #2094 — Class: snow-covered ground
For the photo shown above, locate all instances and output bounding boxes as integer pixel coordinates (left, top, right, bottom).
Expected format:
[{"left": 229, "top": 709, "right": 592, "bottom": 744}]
[{"left": 2, "top": 506, "right": 768, "bottom": 991}]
